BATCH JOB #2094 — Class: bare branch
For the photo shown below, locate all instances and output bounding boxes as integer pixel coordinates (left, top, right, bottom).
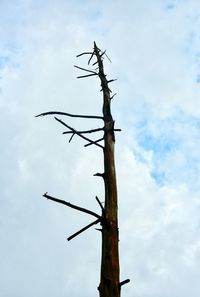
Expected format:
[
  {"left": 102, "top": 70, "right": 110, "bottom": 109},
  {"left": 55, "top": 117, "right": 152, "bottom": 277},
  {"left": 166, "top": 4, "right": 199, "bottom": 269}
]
[
  {"left": 93, "top": 46, "right": 112, "bottom": 63},
  {"left": 119, "top": 279, "right": 130, "bottom": 287},
  {"left": 63, "top": 127, "right": 104, "bottom": 135},
  {"left": 67, "top": 218, "right": 100, "bottom": 241},
  {"left": 107, "top": 79, "right": 117, "bottom": 83},
  {"left": 100, "top": 50, "right": 106, "bottom": 58},
  {"left": 92, "top": 60, "right": 99, "bottom": 66},
  {"left": 35, "top": 111, "right": 103, "bottom": 120},
  {"left": 110, "top": 93, "right": 117, "bottom": 100},
  {"left": 76, "top": 52, "right": 93, "bottom": 57},
  {"left": 74, "top": 65, "right": 97, "bottom": 74},
  {"left": 84, "top": 137, "right": 104, "bottom": 147},
  {"left": 77, "top": 73, "right": 98, "bottom": 79},
  {"left": 55, "top": 117, "right": 104, "bottom": 149},
  {"left": 95, "top": 196, "right": 105, "bottom": 213},
  {"left": 93, "top": 172, "right": 105, "bottom": 178},
  {"left": 92, "top": 51, "right": 106, "bottom": 66},
  {"left": 43, "top": 192, "right": 101, "bottom": 219},
  {"left": 95, "top": 228, "right": 102, "bottom": 232},
  {"left": 69, "top": 133, "right": 75, "bottom": 143},
  {"left": 88, "top": 51, "right": 95, "bottom": 65},
  {"left": 105, "top": 52, "right": 112, "bottom": 63}
]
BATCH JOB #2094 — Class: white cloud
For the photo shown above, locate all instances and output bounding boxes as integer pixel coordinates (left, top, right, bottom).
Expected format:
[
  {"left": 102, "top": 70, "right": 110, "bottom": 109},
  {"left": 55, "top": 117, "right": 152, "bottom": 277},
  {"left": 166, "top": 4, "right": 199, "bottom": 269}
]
[{"left": 117, "top": 146, "right": 200, "bottom": 296}]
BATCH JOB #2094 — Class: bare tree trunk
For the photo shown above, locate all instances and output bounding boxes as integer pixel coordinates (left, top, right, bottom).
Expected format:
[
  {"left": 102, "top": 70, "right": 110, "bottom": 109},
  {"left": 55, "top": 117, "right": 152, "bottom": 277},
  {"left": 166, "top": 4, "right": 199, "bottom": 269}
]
[
  {"left": 94, "top": 43, "right": 120, "bottom": 297},
  {"left": 36, "top": 42, "right": 129, "bottom": 297}
]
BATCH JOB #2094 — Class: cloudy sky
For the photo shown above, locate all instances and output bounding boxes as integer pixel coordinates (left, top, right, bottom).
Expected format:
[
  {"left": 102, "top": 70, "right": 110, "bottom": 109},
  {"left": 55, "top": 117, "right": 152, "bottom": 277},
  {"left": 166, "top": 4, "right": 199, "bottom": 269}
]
[{"left": 1, "top": 0, "right": 200, "bottom": 296}]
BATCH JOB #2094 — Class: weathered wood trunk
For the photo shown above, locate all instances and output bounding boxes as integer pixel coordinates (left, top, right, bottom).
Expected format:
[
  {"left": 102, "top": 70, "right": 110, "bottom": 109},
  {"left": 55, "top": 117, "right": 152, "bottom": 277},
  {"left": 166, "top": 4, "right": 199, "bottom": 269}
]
[
  {"left": 37, "top": 42, "right": 128, "bottom": 297},
  {"left": 94, "top": 43, "right": 120, "bottom": 297}
]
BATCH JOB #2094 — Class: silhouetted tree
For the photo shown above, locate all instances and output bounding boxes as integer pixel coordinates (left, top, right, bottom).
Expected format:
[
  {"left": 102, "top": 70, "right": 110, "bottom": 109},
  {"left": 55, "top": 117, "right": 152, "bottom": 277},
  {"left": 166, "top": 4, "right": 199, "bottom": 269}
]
[{"left": 36, "top": 42, "right": 130, "bottom": 297}]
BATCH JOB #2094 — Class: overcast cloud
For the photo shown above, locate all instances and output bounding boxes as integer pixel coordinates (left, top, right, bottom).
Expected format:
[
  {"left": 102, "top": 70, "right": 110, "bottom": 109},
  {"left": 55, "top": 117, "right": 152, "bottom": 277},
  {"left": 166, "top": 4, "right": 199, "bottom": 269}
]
[{"left": 1, "top": 0, "right": 200, "bottom": 296}]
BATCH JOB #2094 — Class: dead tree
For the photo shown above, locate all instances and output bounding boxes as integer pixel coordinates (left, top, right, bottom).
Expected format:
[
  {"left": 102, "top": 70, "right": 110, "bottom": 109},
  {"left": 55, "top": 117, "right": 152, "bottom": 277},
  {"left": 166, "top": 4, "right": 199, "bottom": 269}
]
[{"left": 36, "top": 42, "right": 130, "bottom": 297}]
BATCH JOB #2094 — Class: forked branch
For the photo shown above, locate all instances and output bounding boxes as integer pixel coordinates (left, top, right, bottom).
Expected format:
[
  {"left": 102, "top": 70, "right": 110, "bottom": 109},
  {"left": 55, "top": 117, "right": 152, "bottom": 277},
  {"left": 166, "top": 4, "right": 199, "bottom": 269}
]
[{"left": 55, "top": 117, "right": 104, "bottom": 149}]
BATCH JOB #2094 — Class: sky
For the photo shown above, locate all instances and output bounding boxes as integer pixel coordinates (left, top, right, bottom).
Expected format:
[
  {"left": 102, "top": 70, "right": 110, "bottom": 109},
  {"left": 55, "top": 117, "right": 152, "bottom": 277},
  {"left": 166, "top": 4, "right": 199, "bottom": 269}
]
[{"left": 1, "top": 0, "right": 200, "bottom": 296}]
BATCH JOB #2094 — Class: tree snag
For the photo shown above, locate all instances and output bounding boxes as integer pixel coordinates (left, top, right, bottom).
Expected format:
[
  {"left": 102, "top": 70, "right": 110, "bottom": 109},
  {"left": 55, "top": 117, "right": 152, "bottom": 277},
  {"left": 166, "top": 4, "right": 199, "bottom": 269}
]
[{"left": 36, "top": 42, "right": 129, "bottom": 297}]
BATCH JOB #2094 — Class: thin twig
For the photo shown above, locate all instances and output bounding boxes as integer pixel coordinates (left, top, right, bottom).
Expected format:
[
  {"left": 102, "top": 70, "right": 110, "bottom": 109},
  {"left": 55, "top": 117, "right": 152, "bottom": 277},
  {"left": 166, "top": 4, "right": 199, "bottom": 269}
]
[
  {"left": 95, "top": 196, "right": 105, "bottom": 213},
  {"left": 107, "top": 79, "right": 117, "bottom": 83},
  {"left": 67, "top": 218, "right": 100, "bottom": 241},
  {"left": 74, "top": 65, "right": 97, "bottom": 74},
  {"left": 76, "top": 52, "right": 93, "bottom": 57},
  {"left": 88, "top": 51, "right": 95, "bottom": 65},
  {"left": 69, "top": 133, "right": 75, "bottom": 143},
  {"left": 77, "top": 73, "right": 98, "bottom": 79},
  {"left": 63, "top": 127, "right": 103, "bottom": 135},
  {"left": 84, "top": 137, "right": 104, "bottom": 147},
  {"left": 35, "top": 111, "right": 103, "bottom": 120},
  {"left": 110, "top": 93, "right": 117, "bottom": 100},
  {"left": 105, "top": 52, "right": 112, "bottom": 63},
  {"left": 43, "top": 193, "right": 101, "bottom": 219},
  {"left": 55, "top": 117, "right": 104, "bottom": 149},
  {"left": 92, "top": 60, "right": 99, "bottom": 66},
  {"left": 92, "top": 51, "right": 106, "bottom": 66},
  {"left": 100, "top": 50, "right": 106, "bottom": 58}
]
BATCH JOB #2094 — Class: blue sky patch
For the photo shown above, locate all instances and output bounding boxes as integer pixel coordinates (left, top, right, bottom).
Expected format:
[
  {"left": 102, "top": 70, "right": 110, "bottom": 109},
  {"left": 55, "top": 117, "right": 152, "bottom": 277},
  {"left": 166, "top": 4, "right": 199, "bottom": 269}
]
[
  {"left": 151, "top": 170, "right": 166, "bottom": 185},
  {"left": 0, "top": 56, "right": 10, "bottom": 69},
  {"left": 137, "top": 131, "right": 176, "bottom": 185},
  {"left": 138, "top": 133, "right": 176, "bottom": 156},
  {"left": 166, "top": 4, "right": 175, "bottom": 10},
  {"left": 196, "top": 74, "right": 200, "bottom": 83},
  {"left": 135, "top": 111, "right": 200, "bottom": 188}
]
